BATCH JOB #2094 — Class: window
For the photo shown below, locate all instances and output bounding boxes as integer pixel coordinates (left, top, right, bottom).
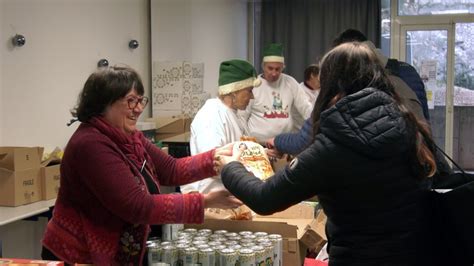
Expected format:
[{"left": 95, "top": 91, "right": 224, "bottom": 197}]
[
  {"left": 399, "top": 0, "right": 474, "bottom": 16},
  {"left": 391, "top": 0, "right": 474, "bottom": 170}
]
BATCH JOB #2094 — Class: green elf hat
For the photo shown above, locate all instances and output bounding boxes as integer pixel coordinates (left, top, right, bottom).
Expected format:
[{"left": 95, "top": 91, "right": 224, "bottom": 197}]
[
  {"left": 218, "top": 59, "right": 261, "bottom": 96},
  {"left": 263, "top": 43, "right": 284, "bottom": 63}
]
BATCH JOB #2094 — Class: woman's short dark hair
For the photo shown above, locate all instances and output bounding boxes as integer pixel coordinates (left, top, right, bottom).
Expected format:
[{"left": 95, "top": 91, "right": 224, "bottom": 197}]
[
  {"left": 71, "top": 66, "right": 145, "bottom": 122},
  {"left": 303, "top": 64, "right": 320, "bottom": 82}
]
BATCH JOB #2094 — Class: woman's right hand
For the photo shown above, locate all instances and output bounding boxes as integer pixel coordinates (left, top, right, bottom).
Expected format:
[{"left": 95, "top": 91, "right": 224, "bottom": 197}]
[{"left": 203, "top": 190, "right": 242, "bottom": 209}]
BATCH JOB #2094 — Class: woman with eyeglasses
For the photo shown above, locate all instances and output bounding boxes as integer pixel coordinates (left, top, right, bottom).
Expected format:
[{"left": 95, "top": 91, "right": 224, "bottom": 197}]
[{"left": 41, "top": 66, "right": 242, "bottom": 265}]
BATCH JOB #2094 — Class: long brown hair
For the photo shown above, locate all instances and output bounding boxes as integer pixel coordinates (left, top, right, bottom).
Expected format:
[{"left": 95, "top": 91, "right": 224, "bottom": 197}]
[{"left": 312, "top": 42, "right": 436, "bottom": 178}]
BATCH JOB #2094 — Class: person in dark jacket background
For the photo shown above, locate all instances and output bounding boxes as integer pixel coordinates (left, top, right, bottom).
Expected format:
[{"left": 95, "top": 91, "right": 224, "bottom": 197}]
[
  {"left": 333, "top": 28, "right": 430, "bottom": 121},
  {"left": 218, "top": 42, "right": 437, "bottom": 265}
]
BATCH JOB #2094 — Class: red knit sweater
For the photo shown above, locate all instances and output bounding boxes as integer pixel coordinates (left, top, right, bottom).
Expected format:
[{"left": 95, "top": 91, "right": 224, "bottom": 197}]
[{"left": 42, "top": 123, "right": 216, "bottom": 265}]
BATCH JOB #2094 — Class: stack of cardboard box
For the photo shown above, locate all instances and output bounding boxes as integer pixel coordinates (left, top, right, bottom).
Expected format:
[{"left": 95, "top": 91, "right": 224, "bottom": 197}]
[{"left": 0, "top": 146, "right": 61, "bottom": 206}]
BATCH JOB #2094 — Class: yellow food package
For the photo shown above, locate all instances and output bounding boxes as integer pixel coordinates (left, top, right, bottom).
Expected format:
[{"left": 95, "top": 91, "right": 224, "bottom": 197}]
[{"left": 234, "top": 141, "right": 274, "bottom": 181}]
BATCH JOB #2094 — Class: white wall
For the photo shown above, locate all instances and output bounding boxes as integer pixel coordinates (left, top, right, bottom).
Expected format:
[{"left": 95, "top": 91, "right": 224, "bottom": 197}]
[
  {"left": 1, "top": 0, "right": 248, "bottom": 149},
  {"left": 0, "top": 0, "right": 150, "bottom": 148},
  {"left": 151, "top": 0, "right": 248, "bottom": 103}
]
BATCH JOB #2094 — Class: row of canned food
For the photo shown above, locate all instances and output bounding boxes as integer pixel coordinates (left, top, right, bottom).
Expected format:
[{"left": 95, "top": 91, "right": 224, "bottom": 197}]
[{"left": 147, "top": 227, "right": 283, "bottom": 266}]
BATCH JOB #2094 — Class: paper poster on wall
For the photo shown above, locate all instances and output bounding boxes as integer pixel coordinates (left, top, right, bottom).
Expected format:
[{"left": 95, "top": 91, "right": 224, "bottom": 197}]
[
  {"left": 420, "top": 60, "right": 437, "bottom": 109},
  {"left": 152, "top": 61, "right": 209, "bottom": 117}
]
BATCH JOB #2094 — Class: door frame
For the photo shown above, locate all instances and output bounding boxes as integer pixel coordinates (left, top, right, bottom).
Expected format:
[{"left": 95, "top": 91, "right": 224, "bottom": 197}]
[
  {"left": 399, "top": 24, "right": 455, "bottom": 157},
  {"left": 389, "top": 0, "right": 474, "bottom": 157}
]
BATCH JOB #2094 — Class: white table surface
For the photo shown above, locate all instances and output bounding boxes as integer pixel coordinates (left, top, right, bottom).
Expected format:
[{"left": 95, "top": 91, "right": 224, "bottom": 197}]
[{"left": 0, "top": 199, "right": 56, "bottom": 226}]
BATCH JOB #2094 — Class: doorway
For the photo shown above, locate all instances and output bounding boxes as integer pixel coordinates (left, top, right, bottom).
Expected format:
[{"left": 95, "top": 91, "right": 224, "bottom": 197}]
[{"left": 391, "top": 1, "right": 474, "bottom": 170}]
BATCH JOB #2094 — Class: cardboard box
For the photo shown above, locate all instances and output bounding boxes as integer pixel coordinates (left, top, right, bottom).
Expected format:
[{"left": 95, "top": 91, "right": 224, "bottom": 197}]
[
  {"left": 41, "top": 163, "right": 60, "bottom": 200},
  {"left": 38, "top": 147, "right": 62, "bottom": 200},
  {"left": 146, "top": 116, "right": 192, "bottom": 140},
  {"left": 0, "top": 147, "right": 42, "bottom": 206},
  {"left": 0, "top": 147, "right": 41, "bottom": 171},
  {"left": 256, "top": 201, "right": 316, "bottom": 219},
  {"left": 0, "top": 167, "right": 41, "bottom": 206},
  {"left": 155, "top": 132, "right": 181, "bottom": 141},
  {"left": 186, "top": 204, "right": 327, "bottom": 266}
]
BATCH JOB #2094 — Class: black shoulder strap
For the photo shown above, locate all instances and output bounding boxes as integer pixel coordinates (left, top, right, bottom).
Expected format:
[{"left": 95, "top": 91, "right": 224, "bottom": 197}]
[{"left": 433, "top": 142, "right": 465, "bottom": 175}]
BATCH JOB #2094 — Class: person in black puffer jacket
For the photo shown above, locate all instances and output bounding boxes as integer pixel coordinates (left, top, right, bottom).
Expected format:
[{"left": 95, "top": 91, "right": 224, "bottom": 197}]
[{"left": 217, "top": 42, "right": 438, "bottom": 266}]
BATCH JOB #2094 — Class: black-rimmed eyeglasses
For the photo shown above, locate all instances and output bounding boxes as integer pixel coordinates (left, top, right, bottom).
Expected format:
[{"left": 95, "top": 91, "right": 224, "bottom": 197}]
[{"left": 127, "top": 96, "right": 149, "bottom": 109}]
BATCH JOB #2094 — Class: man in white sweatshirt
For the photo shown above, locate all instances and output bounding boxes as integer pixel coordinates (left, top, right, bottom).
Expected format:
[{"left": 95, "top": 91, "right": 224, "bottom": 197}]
[
  {"left": 180, "top": 59, "right": 260, "bottom": 193},
  {"left": 241, "top": 43, "right": 313, "bottom": 144}
]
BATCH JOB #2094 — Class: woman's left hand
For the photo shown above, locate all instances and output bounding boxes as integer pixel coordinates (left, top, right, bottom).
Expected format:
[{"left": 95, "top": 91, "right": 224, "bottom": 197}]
[
  {"left": 203, "top": 189, "right": 243, "bottom": 209},
  {"left": 213, "top": 142, "right": 241, "bottom": 174}
]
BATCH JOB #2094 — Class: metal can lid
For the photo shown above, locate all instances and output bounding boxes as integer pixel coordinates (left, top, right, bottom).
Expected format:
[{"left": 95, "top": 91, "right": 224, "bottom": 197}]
[
  {"left": 183, "top": 228, "right": 198, "bottom": 234},
  {"left": 160, "top": 241, "right": 173, "bottom": 246},
  {"left": 146, "top": 242, "right": 157, "bottom": 247},
  {"left": 239, "top": 248, "right": 255, "bottom": 255},
  {"left": 214, "top": 245, "right": 227, "bottom": 251},
  {"left": 176, "top": 243, "right": 189, "bottom": 249},
  {"left": 240, "top": 242, "right": 255, "bottom": 247},
  {"left": 207, "top": 240, "right": 221, "bottom": 246},
  {"left": 228, "top": 236, "right": 241, "bottom": 241},
  {"left": 242, "top": 234, "right": 256, "bottom": 239},
  {"left": 162, "top": 245, "right": 176, "bottom": 250},
  {"left": 260, "top": 241, "right": 273, "bottom": 247},
  {"left": 199, "top": 247, "right": 215, "bottom": 254},
  {"left": 251, "top": 245, "right": 265, "bottom": 251},
  {"left": 148, "top": 244, "right": 161, "bottom": 251},
  {"left": 225, "top": 232, "right": 238, "bottom": 238},
  {"left": 226, "top": 240, "right": 238, "bottom": 246},
  {"left": 214, "top": 229, "right": 228, "bottom": 235},
  {"left": 254, "top": 232, "right": 268, "bottom": 237},
  {"left": 238, "top": 231, "right": 253, "bottom": 236},
  {"left": 219, "top": 248, "right": 236, "bottom": 254},
  {"left": 229, "top": 244, "right": 242, "bottom": 250},
  {"left": 192, "top": 240, "right": 207, "bottom": 246},
  {"left": 177, "top": 232, "right": 192, "bottom": 239},
  {"left": 185, "top": 246, "right": 198, "bottom": 253},
  {"left": 175, "top": 239, "right": 192, "bottom": 245},
  {"left": 198, "top": 228, "right": 213, "bottom": 234},
  {"left": 196, "top": 244, "right": 210, "bottom": 250},
  {"left": 268, "top": 234, "right": 282, "bottom": 239}
]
